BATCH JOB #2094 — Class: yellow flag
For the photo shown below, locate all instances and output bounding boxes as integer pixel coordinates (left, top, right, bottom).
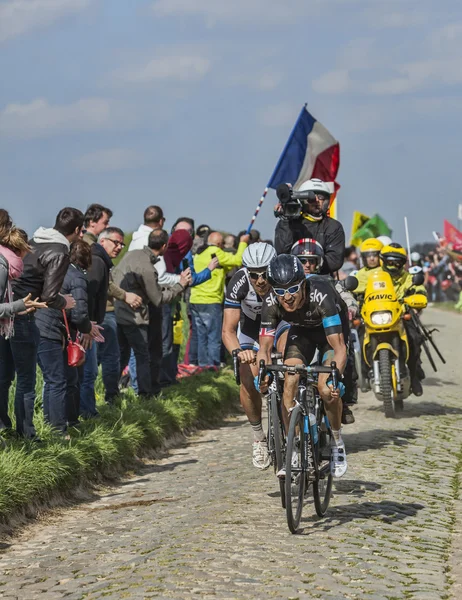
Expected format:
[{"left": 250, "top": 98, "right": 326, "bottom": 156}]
[
  {"left": 328, "top": 191, "right": 337, "bottom": 220},
  {"left": 350, "top": 211, "right": 370, "bottom": 245}
]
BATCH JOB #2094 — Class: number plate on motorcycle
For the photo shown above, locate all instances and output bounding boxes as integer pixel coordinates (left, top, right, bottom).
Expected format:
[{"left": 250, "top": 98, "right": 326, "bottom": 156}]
[{"left": 373, "top": 281, "right": 386, "bottom": 290}]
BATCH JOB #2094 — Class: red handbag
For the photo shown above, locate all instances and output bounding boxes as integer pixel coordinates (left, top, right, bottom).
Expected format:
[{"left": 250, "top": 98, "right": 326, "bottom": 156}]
[{"left": 62, "top": 309, "right": 86, "bottom": 367}]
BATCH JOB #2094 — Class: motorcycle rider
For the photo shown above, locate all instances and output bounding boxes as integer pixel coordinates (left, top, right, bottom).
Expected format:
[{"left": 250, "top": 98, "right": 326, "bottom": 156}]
[
  {"left": 353, "top": 238, "right": 384, "bottom": 295},
  {"left": 274, "top": 179, "right": 345, "bottom": 275},
  {"left": 290, "top": 238, "right": 358, "bottom": 424},
  {"left": 222, "top": 243, "right": 289, "bottom": 470},
  {"left": 257, "top": 255, "right": 349, "bottom": 479},
  {"left": 380, "top": 244, "right": 427, "bottom": 396}
]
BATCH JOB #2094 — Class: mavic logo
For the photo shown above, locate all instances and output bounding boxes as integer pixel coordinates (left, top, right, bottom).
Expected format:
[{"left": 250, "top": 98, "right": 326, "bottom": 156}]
[
  {"left": 310, "top": 289, "right": 327, "bottom": 304},
  {"left": 367, "top": 294, "right": 393, "bottom": 301}
]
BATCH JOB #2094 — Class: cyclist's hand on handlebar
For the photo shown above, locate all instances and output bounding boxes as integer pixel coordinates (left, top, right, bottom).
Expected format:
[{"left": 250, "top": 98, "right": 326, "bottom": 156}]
[
  {"left": 254, "top": 375, "right": 269, "bottom": 394},
  {"left": 238, "top": 349, "right": 256, "bottom": 364}
]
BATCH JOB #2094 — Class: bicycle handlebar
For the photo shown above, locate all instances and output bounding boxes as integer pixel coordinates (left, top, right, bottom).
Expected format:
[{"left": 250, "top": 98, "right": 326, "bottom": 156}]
[
  {"left": 257, "top": 359, "right": 340, "bottom": 389},
  {"left": 232, "top": 349, "right": 241, "bottom": 385}
]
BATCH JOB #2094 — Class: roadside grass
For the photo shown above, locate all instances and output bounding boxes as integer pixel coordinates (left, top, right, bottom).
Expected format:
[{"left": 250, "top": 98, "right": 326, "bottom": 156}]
[
  {"left": 433, "top": 302, "right": 461, "bottom": 314},
  {"left": 0, "top": 369, "right": 239, "bottom": 523}
]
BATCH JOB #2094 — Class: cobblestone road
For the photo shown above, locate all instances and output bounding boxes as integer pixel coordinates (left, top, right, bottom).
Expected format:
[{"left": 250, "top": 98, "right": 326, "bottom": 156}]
[{"left": 1, "top": 308, "right": 462, "bottom": 600}]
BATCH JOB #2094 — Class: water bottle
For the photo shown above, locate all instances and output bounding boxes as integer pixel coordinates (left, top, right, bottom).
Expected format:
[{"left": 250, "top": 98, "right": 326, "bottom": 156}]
[{"left": 308, "top": 413, "right": 318, "bottom": 444}]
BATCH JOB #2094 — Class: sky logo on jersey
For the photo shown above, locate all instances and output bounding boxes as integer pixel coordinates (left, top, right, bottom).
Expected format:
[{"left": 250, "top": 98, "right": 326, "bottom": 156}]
[
  {"left": 310, "top": 289, "right": 327, "bottom": 304},
  {"left": 260, "top": 327, "right": 276, "bottom": 337}
]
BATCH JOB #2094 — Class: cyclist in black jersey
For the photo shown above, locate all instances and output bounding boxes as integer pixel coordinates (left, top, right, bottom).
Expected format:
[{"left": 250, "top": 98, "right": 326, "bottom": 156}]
[
  {"left": 257, "top": 254, "right": 348, "bottom": 478},
  {"left": 222, "top": 243, "right": 289, "bottom": 470}
]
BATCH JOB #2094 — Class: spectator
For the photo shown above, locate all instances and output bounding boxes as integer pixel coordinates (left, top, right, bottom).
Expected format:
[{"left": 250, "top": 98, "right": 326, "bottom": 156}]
[
  {"left": 35, "top": 241, "right": 98, "bottom": 434},
  {"left": 82, "top": 204, "right": 113, "bottom": 245},
  {"left": 223, "top": 234, "right": 236, "bottom": 251},
  {"left": 0, "top": 219, "right": 46, "bottom": 434},
  {"left": 129, "top": 205, "right": 165, "bottom": 251},
  {"left": 112, "top": 229, "right": 191, "bottom": 397},
  {"left": 339, "top": 246, "right": 359, "bottom": 279},
  {"left": 190, "top": 231, "right": 248, "bottom": 367},
  {"left": 11, "top": 208, "right": 83, "bottom": 439},
  {"left": 80, "top": 227, "right": 126, "bottom": 417},
  {"left": 192, "top": 224, "right": 211, "bottom": 254}
]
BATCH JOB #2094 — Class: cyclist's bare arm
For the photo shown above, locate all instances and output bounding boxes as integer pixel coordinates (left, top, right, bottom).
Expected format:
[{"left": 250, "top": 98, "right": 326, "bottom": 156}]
[
  {"left": 222, "top": 308, "right": 241, "bottom": 355},
  {"left": 256, "top": 333, "right": 273, "bottom": 368}
]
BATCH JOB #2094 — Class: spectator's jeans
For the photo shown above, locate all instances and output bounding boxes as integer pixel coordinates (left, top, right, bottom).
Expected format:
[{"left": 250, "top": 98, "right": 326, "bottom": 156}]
[
  {"left": 148, "top": 303, "right": 163, "bottom": 394},
  {"left": 66, "top": 362, "right": 81, "bottom": 427},
  {"left": 159, "top": 303, "right": 176, "bottom": 388},
  {"left": 37, "top": 338, "right": 67, "bottom": 433},
  {"left": 80, "top": 343, "right": 98, "bottom": 418},
  {"left": 9, "top": 314, "right": 40, "bottom": 438},
  {"left": 97, "top": 312, "right": 120, "bottom": 403},
  {"left": 0, "top": 336, "right": 14, "bottom": 429},
  {"left": 190, "top": 304, "right": 223, "bottom": 367},
  {"left": 119, "top": 324, "right": 151, "bottom": 397},
  {"left": 128, "top": 350, "right": 138, "bottom": 393}
]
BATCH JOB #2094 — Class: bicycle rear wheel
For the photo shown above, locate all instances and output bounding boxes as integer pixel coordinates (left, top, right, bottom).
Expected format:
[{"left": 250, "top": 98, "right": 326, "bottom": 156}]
[
  {"left": 285, "top": 404, "right": 306, "bottom": 533},
  {"left": 313, "top": 415, "right": 333, "bottom": 517},
  {"left": 270, "top": 391, "right": 286, "bottom": 508}
]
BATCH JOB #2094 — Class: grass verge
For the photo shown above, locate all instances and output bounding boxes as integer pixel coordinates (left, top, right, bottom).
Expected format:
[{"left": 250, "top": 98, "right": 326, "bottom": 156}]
[{"left": 0, "top": 369, "right": 239, "bottom": 528}]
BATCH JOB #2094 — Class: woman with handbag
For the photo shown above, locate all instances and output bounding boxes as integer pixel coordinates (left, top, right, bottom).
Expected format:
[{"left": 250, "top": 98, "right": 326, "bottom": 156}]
[{"left": 36, "top": 241, "right": 100, "bottom": 433}]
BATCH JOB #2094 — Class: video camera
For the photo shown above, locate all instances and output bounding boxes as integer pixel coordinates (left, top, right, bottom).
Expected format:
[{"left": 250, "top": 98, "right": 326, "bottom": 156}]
[{"left": 275, "top": 183, "right": 320, "bottom": 220}]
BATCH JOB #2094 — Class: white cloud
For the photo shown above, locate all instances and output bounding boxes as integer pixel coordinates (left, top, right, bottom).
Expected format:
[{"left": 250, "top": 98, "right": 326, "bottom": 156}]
[
  {"left": 0, "top": 97, "right": 112, "bottom": 139},
  {"left": 312, "top": 69, "right": 350, "bottom": 94},
  {"left": 258, "top": 102, "right": 300, "bottom": 128},
  {"left": 0, "top": 0, "right": 91, "bottom": 43},
  {"left": 112, "top": 54, "right": 211, "bottom": 84},
  {"left": 74, "top": 148, "right": 148, "bottom": 172},
  {"left": 151, "top": 0, "right": 312, "bottom": 26},
  {"left": 226, "top": 71, "right": 283, "bottom": 91}
]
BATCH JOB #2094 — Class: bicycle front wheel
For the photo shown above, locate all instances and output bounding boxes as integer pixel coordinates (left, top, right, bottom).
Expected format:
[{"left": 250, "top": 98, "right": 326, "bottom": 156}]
[
  {"left": 313, "top": 419, "right": 333, "bottom": 517},
  {"left": 270, "top": 391, "right": 286, "bottom": 508},
  {"left": 285, "top": 404, "right": 306, "bottom": 533}
]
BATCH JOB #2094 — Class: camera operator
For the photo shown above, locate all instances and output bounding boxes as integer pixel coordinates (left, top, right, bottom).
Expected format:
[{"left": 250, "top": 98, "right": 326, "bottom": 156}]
[{"left": 274, "top": 178, "right": 345, "bottom": 275}]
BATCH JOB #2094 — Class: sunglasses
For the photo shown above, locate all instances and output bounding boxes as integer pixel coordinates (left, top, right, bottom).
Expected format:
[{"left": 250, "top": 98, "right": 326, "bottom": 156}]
[
  {"left": 298, "top": 256, "right": 318, "bottom": 265},
  {"left": 248, "top": 270, "right": 268, "bottom": 281},
  {"left": 273, "top": 282, "right": 303, "bottom": 297}
]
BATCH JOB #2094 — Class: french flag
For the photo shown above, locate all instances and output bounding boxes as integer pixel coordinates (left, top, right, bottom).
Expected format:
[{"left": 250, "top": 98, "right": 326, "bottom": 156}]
[{"left": 267, "top": 105, "right": 340, "bottom": 215}]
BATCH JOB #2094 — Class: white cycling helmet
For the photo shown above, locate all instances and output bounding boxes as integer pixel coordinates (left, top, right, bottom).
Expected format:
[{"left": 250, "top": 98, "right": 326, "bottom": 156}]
[
  {"left": 377, "top": 235, "right": 392, "bottom": 246},
  {"left": 298, "top": 178, "right": 331, "bottom": 197},
  {"left": 242, "top": 242, "right": 276, "bottom": 269}
]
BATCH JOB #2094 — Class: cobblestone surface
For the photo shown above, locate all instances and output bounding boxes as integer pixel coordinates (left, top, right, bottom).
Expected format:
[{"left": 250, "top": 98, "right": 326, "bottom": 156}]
[{"left": 1, "top": 308, "right": 461, "bottom": 600}]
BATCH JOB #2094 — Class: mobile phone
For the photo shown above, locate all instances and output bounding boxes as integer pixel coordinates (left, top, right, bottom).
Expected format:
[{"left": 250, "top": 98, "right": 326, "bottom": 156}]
[
  {"left": 182, "top": 258, "right": 189, "bottom": 270},
  {"left": 211, "top": 253, "right": 216, "bottom": 259}
]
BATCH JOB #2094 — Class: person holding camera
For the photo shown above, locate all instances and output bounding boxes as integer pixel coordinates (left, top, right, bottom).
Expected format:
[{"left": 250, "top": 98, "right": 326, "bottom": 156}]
[{"left": 274, "top": 178, "right": 345, "bottom": 276}]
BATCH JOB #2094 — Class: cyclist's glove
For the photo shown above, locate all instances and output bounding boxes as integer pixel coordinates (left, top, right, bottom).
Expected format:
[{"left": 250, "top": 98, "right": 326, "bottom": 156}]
[
  {"left": 327, "top": 378, "right": 346, "bottom": 397},
  {"left": 254, "top": 375, "right": 261, "bottom": 392}
]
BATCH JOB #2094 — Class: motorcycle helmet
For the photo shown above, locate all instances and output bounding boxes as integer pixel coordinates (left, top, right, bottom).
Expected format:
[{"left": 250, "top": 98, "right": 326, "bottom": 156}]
[
  {"left": 267, "top": 254, "right": 305, "bottom": 288},
  {"left": 380, "top": 244, "right": 407, "bottom": 275},
  {"left": 297, "top": 178, "right": 331, "bottom": 215},
  {"left": 377, "top": 235, "right": 392, "bottom": 246},
  {"left": 242, "top": 242, "right": 276, "bottom": 270},
  {"left": 290, "top": 238, "right": 324, "bottom": 272},
  {"left": 360, "top": 238, "right": 383, "bottom": 267},
  {"left": 410, "top": 251, "right": 421, "bottom": 264}
]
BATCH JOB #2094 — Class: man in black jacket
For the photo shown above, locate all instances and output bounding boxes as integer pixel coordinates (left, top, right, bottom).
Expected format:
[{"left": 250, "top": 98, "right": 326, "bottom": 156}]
[
  {"left": 11, "top": 207, "right": 84, "bottom": 439},
  {"left": 80, "top": 227, "right": 125, "bottom": 417},
  {"left": 274, "top": 178, "right": 345, "bottom": 275}
]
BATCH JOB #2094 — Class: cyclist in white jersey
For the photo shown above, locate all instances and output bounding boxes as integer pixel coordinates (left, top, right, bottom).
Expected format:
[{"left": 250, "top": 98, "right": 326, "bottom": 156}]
[{"left": 222, "top": 243, "right": 289, "bottom": 469}]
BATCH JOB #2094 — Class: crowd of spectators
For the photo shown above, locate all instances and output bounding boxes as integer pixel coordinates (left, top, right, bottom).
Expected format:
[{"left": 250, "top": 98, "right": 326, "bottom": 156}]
[{"left": 0, "top": 205, "right": 258, "bottom": 442}]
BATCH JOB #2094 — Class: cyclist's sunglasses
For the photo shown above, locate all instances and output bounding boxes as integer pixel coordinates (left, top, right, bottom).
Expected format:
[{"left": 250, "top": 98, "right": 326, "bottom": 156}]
[
  {"left": 298, "top": 256, "right": 318, "bottom": 265},
  {"left": 248, "top": 270, "right": 268, "bottom": 281},
  {"left": 273, "top": 282, "right": 303, "bottom": 297}
]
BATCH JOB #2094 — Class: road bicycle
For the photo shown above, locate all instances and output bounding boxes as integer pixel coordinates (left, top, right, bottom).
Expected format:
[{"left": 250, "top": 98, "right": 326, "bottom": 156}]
[{"left": 258, "top": 360, "right": 340, "bottom": 533}]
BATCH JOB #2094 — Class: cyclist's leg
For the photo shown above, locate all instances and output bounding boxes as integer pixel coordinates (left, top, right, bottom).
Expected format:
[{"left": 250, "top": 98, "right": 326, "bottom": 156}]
[
  {"left": 282, "top": 326, "right": 317, "bottom": 433},
  {"left": 274, "top": 320, "right": 290, "bottom": 355}
]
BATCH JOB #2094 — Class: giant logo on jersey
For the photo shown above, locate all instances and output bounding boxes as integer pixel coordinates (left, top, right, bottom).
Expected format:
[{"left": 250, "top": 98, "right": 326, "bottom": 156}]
[{"left": 229, "top": 274, "right": 247, "bottom": 300}]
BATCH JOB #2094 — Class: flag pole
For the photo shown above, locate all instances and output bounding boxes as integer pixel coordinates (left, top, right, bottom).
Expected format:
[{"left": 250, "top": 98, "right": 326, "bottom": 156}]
[
  {"left": 245, "top": 104, "right": 307, "bottom": 234},
  {"left": 404, "top": 216, "right": 412, "bottom": 266}
]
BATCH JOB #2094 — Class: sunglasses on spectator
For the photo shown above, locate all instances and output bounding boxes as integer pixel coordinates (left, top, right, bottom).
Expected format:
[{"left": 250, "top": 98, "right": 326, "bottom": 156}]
[
  {"left": 273, "top": 282, "right": 303, "bottom": 297},
  {"left": 298, "top": 256, "right": 318, "bottom": 265},
  {"left": 248, "top": 270, "right": 268, "bottom": 281},
  {"left": 106, "top": 238, "right": 125, "bottom": 249}
]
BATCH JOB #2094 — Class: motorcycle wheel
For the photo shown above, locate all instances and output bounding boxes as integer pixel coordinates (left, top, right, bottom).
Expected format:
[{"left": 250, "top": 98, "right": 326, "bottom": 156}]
[{"left": 379, "top": 349, "right": 395, "bottom": 418}]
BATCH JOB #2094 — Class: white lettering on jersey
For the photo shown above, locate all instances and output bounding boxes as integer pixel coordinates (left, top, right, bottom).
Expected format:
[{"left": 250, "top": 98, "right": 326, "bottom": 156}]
[{"left": 310, "top": 289, "right": 327, "bottom": 304}]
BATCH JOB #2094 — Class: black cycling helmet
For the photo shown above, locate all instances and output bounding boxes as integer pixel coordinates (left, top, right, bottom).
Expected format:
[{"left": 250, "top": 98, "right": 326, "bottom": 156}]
[{"left": 267, "top": 254, "right": 305, "bottom": 288}]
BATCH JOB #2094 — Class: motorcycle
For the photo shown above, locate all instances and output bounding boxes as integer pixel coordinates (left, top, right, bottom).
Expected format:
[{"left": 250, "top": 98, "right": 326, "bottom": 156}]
[{"left": 360, "top": 269, "right": 427, "bottom": 418}]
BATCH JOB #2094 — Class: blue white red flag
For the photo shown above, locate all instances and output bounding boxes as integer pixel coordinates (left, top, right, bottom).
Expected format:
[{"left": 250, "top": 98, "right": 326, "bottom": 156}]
[{"left": 267, "top": 105, "right": 340, "bottom": 193}]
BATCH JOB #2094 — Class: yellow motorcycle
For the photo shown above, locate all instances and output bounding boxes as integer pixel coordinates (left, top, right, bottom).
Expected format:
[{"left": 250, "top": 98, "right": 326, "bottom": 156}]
[{"left": 360, "top": 269, "right": 427, "bottom": 417}]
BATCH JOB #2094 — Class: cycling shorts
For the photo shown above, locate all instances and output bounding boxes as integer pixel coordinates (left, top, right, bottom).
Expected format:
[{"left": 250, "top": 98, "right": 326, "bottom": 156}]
[{"left": 284, "top": 320, "right": 349, "bottom": 365}]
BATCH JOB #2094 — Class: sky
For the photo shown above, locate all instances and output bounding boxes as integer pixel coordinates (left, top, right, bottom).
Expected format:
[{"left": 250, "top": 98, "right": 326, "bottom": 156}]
[{"left": 1, "top": 0, "right": 462, "bottom": 245}]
